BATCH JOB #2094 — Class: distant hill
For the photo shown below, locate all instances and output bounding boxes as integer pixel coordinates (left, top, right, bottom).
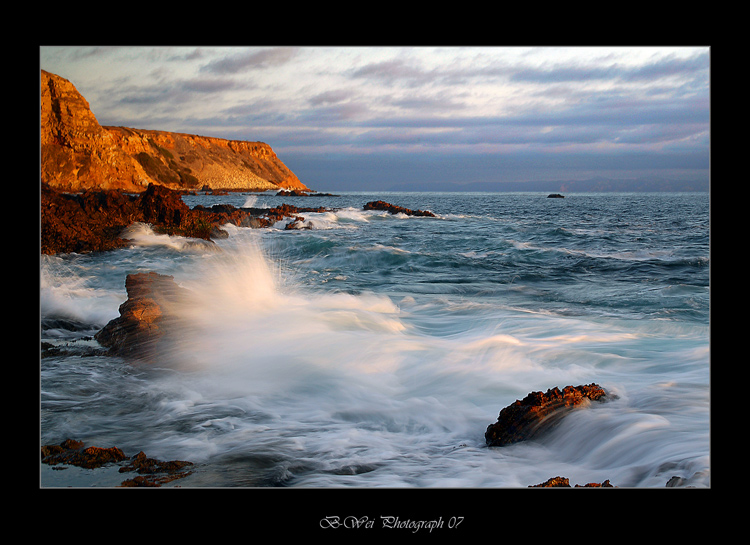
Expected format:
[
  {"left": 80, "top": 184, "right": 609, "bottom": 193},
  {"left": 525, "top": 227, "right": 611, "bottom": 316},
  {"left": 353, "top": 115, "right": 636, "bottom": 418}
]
[{"left": 386, "top": 178, "right": 709, "bottom": 193}]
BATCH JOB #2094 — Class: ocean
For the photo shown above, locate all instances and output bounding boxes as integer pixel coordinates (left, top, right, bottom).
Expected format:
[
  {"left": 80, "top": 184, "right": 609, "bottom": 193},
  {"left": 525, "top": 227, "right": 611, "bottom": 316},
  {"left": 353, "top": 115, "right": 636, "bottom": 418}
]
[{"left": 40, "top": 191, "right": 710, "bottom": 488}]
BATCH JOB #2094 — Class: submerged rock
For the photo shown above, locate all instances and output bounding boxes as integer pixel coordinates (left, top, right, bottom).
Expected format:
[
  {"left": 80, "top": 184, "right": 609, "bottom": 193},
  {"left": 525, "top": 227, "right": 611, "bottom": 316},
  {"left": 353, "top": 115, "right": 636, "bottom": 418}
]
[{"left": 485, "top": 383, "right": 610, "bottom": 447}]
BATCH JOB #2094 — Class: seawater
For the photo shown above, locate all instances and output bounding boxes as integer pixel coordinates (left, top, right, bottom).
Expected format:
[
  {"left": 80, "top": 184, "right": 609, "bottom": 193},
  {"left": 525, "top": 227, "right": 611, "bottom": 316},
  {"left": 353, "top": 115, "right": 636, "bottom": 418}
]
[{"left": 40, "top": 192, "right": 710, "bottom": 488}]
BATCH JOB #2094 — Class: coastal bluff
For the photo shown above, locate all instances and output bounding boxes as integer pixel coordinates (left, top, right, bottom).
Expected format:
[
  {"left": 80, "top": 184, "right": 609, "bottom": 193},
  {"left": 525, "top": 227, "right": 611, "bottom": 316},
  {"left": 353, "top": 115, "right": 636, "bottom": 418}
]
[{"left": 41, "top": 70, "right": 308, "bottom": 194}]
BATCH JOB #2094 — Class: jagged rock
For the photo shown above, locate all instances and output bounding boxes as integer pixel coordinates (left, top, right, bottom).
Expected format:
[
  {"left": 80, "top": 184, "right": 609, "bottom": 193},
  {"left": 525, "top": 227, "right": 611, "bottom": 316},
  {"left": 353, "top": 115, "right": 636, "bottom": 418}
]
[
  {"left": 530, "top": 476, "right": 615, "bottom": 487},
  {"left": 485, "top": 384, "right": 610, "bottom": 447},
  {"left": 363, "top": 200, "right": 436, "bottom": 217},
  {"left": 94, "top": 272, "right": 188, "bottom": 361},
  {"left": 42, "top": 183, "right": 296, "bottom": 254},
  {"left": 547, "top": 193, "right": 565, "bottom": 198},
  {"left": 41, "top": 439, "right": 127, "bottom": 469},
  {"left": 285, "top": 217, "right": 312, "bottom": 230},
  {"left": 41, "top": 182, "right": 198, "bottom": 254},
  {"left": 41, "top": 179, "right": 336, "bottom": 254},
  {"left": 41, "top": 439, "right": 193, "bottom": 487}
]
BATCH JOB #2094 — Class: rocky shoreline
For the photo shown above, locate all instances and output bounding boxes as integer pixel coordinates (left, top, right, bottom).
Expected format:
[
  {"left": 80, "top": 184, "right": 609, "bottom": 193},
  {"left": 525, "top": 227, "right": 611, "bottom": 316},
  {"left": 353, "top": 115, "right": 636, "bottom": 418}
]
[
  {"left": 40, "top": 182, "right": 444, "bottom": 255},
  {"left": 41, "top": 439, "right": 194, "bottom": 487},
  {"left": 41, "top": 182, "right": 330, "bottom": 255}
]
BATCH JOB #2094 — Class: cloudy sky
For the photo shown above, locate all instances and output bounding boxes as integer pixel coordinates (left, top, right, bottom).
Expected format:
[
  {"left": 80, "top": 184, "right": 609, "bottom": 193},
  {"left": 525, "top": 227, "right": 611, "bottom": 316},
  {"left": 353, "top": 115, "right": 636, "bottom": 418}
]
[{"left": 39, "top": 46, "right": 710, "bottom": 191}]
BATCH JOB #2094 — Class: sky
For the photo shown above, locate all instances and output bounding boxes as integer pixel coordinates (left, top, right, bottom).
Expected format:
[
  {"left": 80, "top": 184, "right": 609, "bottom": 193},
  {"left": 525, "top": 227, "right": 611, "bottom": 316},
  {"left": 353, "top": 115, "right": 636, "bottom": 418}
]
[{"left": 39, "top": 46, "right": 710, "bottom": 192}]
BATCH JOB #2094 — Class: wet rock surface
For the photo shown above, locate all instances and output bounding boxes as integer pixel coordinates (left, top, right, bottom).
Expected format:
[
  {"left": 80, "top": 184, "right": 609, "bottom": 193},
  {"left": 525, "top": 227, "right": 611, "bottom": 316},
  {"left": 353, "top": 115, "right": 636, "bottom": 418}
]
[
  {"left": 485, "top": 384, "right": 611, "bottom": 447},
  {"left": 41, "top": 439, "right": 194, "bottom": 487},
  {"left": 41, "top": 182, "right": 331, "bottom": 255},
  {"left": 363, "top": 200, "right": 436, "bottom": 217},
  {"left": 94, "top": 271, "right": 187, "bottom": 361},
  {"left": 41, "top": 185, "right": 438, "bottom": 256},
  {"left": 530, "top": 476, "right": 615, "bottom": 487}
]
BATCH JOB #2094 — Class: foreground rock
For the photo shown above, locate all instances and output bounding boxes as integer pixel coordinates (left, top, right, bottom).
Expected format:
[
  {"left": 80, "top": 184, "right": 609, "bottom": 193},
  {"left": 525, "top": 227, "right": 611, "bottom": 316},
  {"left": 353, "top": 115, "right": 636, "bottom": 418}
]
[
  {"left": 530, "top": 476, "right": 614, "bottom": 487},
  {"left": 485, "top": 384, "right": 610, "bottom": 447},
  {"left": 41, "top": 439, "right": 193, "bottom": 487},
  {"left": 94, "top": 272, "right": 188, "bottom": 361},
  {"left": 364, "top": 200, "right": 436, "bottom": 217}
]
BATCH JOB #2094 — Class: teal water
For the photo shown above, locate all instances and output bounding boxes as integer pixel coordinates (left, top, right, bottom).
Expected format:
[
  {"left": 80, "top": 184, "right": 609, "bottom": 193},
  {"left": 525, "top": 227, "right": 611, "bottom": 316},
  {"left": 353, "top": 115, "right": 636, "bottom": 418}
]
[{"left": 40, "top": 192, "right": 710, "bottom": 487}]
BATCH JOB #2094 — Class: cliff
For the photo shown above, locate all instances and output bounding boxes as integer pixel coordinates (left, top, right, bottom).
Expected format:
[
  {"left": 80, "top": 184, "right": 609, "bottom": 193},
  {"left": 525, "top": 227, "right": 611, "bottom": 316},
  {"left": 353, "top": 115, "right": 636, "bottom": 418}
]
[{"left": 40, "top": 70, "right": 308, "bottom": 193}]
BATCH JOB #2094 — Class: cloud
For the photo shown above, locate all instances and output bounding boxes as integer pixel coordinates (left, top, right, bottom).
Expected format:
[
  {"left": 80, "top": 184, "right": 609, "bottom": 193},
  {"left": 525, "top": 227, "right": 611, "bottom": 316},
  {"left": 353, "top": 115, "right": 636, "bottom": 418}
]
[
  {"left": 309, "top": 89, "right": 358, "bottom": 106},
  {"left": 350, "top": 58, "right": 432, "bottom": 85},
  {"left": 200, "top": 47, "right": 300, "bottom": 75}
]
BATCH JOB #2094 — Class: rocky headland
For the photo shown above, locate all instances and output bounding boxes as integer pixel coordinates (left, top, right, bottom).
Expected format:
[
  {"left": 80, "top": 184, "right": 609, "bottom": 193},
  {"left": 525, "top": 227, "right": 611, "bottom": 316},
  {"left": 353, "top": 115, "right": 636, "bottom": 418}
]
[{"left": 41, "top": 69, "right": 307, "bottom": 194}]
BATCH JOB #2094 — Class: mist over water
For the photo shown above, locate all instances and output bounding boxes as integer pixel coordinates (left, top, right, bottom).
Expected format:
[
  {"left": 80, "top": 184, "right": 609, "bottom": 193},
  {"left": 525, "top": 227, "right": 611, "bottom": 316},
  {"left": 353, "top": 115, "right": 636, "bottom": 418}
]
[{"left": 40, "top": 192, "right": 710, "bottom": 488}]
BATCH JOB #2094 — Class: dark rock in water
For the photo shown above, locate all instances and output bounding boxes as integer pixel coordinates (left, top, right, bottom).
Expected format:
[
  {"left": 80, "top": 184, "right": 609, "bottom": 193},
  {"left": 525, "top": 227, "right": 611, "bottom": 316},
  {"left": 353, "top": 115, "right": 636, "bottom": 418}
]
[
  {"left": 42, "top": 182, "right": 207, "bottom": 254},
  {"left": 41, "top": 339, "right": 105, "bottom": 359},
  {"left": 485, "top": 383, "right": 610, "bottom": 447},
  {"left": 530, "top": 476, "right": 615, "bottom": 487},
  {"left": 41, "top": 438, "right": 193, "bottom": 487},
  {"left": 277, "top": 189, "right": 338, "bottom": 197},
  {"left": 547, "top": 193, "right": 565, "bottom": 198},
  {"left": 41, "top": 439, "right": 127, "bottom": 469},
  {"left": 209, "top": 224, "right": 229, "bottom": 239},
  {"left": 94, "top": 271, "right": 188, "bottom": 361},
  {"left": 363, "top": 200, "right": 436, "bottom": 217},
  {"left": 118, "top": 451, "right": 194, "bottom": 487},
  {"left": 285, "top": 217, "right": 312, "bottom": 230}
]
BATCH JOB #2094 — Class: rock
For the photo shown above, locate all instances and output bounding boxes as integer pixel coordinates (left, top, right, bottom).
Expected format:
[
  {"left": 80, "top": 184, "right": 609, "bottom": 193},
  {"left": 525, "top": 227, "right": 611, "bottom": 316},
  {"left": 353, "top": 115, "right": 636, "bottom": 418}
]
[
  {"left": 485, "top": 383, "right": 610, "bottom": 447},
  {"left": 547, "top": 193, "right": 565, "bottom": 198},
  {"left": 41, "top": 182, "right": 195, "bottom": 254},
  {"left": 277, "top": 189, "right": 309, "bottom": 196},
  {"left": 41, "top": 182, "right": 137, "bottom": 254},
  {"left": 363, "top": 200, "right": 436, "bottom": 217},
  {"left": 41, "top": 439, "right": 127, "bottom": 469},
  {"left": 41, "top": 178, "right": 338, "bottom": 254},
  {"left": 94, "top": 272, "right": 188, "bottom": 361},
  {"left": 118, "top": 451, "right": 194, "bottom": 487},
  {"left": 41, "top": 439, "right": 193, "bottom": 487},
  {"left": 41, "top": 183, "right": 299, "bottom": 254},
  {"left": 285, "top": 217, "right": 312, "bottom": 230},
  {"left": 277, "top": 189, "right": 338, "bottom": 197},
  {"left": 530, "top": 476, "right": 615, "bottom": 487}
]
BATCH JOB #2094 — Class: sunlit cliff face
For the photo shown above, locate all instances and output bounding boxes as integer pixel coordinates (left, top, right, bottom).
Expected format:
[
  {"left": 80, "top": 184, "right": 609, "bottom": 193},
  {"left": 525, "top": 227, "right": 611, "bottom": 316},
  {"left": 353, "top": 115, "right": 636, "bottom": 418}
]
[{"left": 41, "top": 70, "right": 308, "bottom": 194}]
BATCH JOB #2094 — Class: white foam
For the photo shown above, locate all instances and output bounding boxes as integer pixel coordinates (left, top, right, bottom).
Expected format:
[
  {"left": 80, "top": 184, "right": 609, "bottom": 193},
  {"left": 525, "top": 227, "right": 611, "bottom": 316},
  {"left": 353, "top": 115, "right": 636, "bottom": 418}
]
[{"left": 121, "top": 222, "right": 216, "bottom": 252}]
